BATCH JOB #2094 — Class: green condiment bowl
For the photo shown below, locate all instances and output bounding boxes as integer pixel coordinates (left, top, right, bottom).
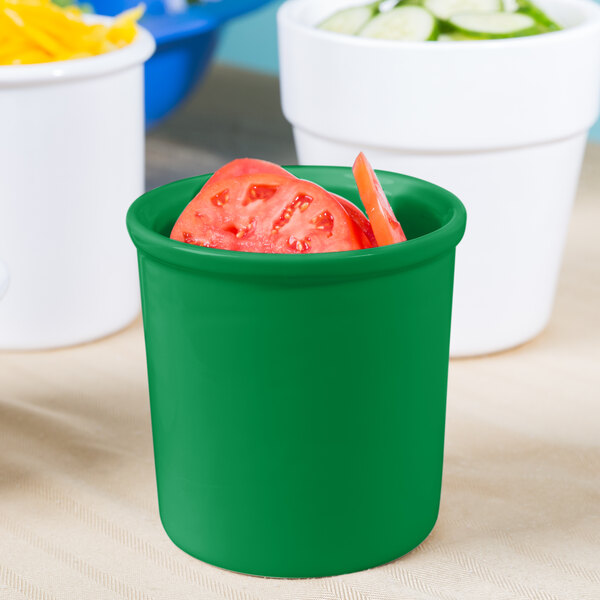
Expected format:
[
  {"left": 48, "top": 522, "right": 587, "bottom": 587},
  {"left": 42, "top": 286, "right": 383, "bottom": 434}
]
[{"left": 127, "top": 166, "right": 466, "bottom": 578}]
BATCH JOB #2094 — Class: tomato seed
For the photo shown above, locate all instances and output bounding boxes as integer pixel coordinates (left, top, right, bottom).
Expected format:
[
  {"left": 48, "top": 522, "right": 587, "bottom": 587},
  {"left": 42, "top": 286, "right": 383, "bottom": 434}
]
[
  {"left": 311, "top": 211, "right": 334, "bottom": 234},
  {"left": 247, "top": 184, "right": 279, "bottom": 203},
  {"left": 296, "top": 194, "right": 313, "bottom": 211},
  {"left": 211, "top": 190, "right": 229, "bottom": 207},
  {"left": 273, "top": 194, "right": 313, "bottom": 231},
  {"left": 225, "top": 219, "right": 256, "bottom": 239},
  {"left": 288, "top": 235, "right": 311, "bottom": 253}
]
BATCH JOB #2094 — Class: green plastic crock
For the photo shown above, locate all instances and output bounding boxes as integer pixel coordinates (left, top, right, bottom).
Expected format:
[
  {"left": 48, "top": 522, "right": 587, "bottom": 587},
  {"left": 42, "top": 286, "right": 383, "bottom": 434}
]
[{"left": 126, "top": 166, "right": 466, "bottom": 578}]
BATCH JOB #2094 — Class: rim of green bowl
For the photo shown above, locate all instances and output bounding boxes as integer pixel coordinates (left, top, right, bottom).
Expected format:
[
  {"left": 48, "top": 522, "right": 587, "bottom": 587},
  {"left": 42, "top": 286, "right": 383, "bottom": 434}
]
[{"left": 127, "top": 166, "right": 467, "bottom": 280}]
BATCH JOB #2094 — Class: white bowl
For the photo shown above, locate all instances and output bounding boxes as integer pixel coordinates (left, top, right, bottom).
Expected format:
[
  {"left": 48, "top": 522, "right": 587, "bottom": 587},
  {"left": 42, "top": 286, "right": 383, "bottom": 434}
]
[
  {"left": 0, "top": 260, "right": 8, "bottom": 300},
  {"left": 0, "top": 23, "right": 155, "bottom": 350},
  {"left": 278, "top": 0, "right": 600, "bottom": 357}
]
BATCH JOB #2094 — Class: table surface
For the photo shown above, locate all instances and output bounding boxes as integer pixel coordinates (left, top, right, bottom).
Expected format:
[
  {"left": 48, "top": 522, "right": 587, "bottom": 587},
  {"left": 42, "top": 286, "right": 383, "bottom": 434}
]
[{"left": 1, "top": 65, "right": 599, "bottom": 600}]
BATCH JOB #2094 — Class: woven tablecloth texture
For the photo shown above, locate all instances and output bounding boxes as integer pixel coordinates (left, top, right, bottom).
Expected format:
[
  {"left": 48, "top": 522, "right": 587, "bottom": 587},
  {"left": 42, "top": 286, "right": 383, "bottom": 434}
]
[{"left": 1, "top": 67, "right": 599, "bottom": 600}]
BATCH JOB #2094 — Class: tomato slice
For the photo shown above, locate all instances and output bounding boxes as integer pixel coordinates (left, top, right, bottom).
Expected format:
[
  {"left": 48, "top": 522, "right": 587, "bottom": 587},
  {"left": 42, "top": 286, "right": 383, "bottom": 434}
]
[
  {"left": 352, "top": 153, "right": 407, "bottom": 247},
  {"left": 171, "top": 173, "right": 366, "bottom": 254},
  {"left": 208, "top": 159, "right": 376, "bottom": 248},
  {"left": 331, "top": 193, "right": 378, "bottom": 248},
  {"left": 207, "top": 158, "right": 291, "bottom": 186}
]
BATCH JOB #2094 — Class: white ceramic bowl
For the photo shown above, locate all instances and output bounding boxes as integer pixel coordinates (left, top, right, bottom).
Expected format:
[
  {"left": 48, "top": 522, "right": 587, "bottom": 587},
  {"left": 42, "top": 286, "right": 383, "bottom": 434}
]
[
  {"left": 0, "top": 24, "right": 155, "bottom": 350},
  {"left": 0, "top": 260, "right": 8, "bottom": 300},
  {"left": 278, "top": 0, "right": 600, "bottom": 357}
]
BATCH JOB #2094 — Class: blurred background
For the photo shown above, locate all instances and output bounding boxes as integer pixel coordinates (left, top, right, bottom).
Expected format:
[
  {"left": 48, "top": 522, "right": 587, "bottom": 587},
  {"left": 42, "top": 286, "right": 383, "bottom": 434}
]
[
  {"left": 218, "top": 0, "right": 600, "bottom": 139},
  {"left": 217, "top": 0, "right": 282, "bottom": 74},
  {"left": 107, "top": 0, "right": 599, "bottom": 140}
]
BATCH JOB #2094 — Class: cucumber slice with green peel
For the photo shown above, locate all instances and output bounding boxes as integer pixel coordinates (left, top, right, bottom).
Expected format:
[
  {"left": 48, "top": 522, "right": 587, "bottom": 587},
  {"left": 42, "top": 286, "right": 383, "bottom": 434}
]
[
  {"left": 318, "top": 0, "right": 560, "bottom": 39},
  {"left": 319, "top": 5, "right": 378, "bottom": 35},
  {"left": 515, "top": 0, "right": 561, "bottom": 31},
  {"left": 359, "top": 6, "right": 439, "bottom": 40},
  {"left": 424, "top": 0, "right": 501, "bottom": 21},
  {"left": 448, "top": 11, "right": 540, "bottom": 37},
  {"left": 394, "top": 0, "right": 426, "bottom": 6}
]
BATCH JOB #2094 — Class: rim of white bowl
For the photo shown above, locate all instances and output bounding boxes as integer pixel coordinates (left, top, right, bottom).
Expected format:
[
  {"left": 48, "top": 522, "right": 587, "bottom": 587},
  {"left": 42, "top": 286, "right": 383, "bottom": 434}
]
[
  {"left": 0, "top": 17, "right": 155, "bottom": 86},
  {"left": 278, "top": 0, "right": 600, "bottom": 49}
]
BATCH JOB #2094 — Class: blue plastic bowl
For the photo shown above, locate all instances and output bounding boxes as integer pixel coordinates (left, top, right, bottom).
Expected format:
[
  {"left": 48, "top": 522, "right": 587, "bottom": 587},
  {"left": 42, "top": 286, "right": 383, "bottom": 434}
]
[{"left": 90, "top": 0, "right": 273, "bottom": 127}]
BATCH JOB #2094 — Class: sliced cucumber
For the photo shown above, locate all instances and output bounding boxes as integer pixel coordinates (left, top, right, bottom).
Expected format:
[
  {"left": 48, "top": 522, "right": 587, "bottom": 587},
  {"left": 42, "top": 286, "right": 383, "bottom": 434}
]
[
  {"left": 359, "top": 6, "right": 439, "bottom": 40},
  {"left": 378, "top": 0, "right": 403, "bottom": 9},
  {"left": 424, "top": 0, "right": 500, "bottom": 21},
  {"left": 394, "top": 0, "right": 425, "bottom": 6},
  {"left": 318, "top": 0, "right": 560, "bottom": 39},
  {"left": 515, "top": 0, "right": 561, "bottom": 31},
  {"left": 449, "top": 11, "right": 539, "bottom": 37},
  {"left": 437, "top": 31, "right": 480, "bottom": 40},
  {"left": 319, "top": 5, "right": 378, "bottom": 35}
]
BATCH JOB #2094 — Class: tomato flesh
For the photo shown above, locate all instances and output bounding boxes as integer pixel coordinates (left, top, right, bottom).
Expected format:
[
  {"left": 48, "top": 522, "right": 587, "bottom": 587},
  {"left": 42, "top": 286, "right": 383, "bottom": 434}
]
[
  {"left": 331, "top": 193, "right": 378, "bottom": 248},
  {"left": 209, "top": 158, "right": 376, "bottom": 248},
  {"left": 352, "top": 153, "right": 407, "bottom": 247},
  {"left": 207, "top": 158, "right": 291, "bottom": 187},
  {"left": 171, "top": 173, "right": 365, "bottom": 254}
]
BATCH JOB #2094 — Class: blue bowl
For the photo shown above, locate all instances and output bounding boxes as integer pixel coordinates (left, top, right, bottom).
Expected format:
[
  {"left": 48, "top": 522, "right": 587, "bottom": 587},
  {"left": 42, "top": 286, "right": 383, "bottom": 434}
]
[{"left": 90, "top": 0, "right": 273, "bottom": 127}]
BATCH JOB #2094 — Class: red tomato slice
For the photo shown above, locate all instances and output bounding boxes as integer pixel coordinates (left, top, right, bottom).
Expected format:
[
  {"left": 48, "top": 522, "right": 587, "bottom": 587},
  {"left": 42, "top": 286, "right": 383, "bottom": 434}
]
[
  {"left": 171, "top": 173, "right": 366, "bottom": 254},
  {"left": 352, "top": 153, "right": 407, "bottom": 247},
  {"left": 207, "top": 158, "right": 377, "bottom": 248},
  {"left": 207, "top": 158, "right": 291, "bottom": 186},
  {"left": 331, "top": 193, "right": 378, "bottom": 248}
]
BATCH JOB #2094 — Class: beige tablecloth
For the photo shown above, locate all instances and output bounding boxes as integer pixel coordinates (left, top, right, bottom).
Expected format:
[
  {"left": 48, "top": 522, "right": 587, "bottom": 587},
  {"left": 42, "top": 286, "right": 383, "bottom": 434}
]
[{"left": 1, "top": 67, "right": 599, "bottom": 600}]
